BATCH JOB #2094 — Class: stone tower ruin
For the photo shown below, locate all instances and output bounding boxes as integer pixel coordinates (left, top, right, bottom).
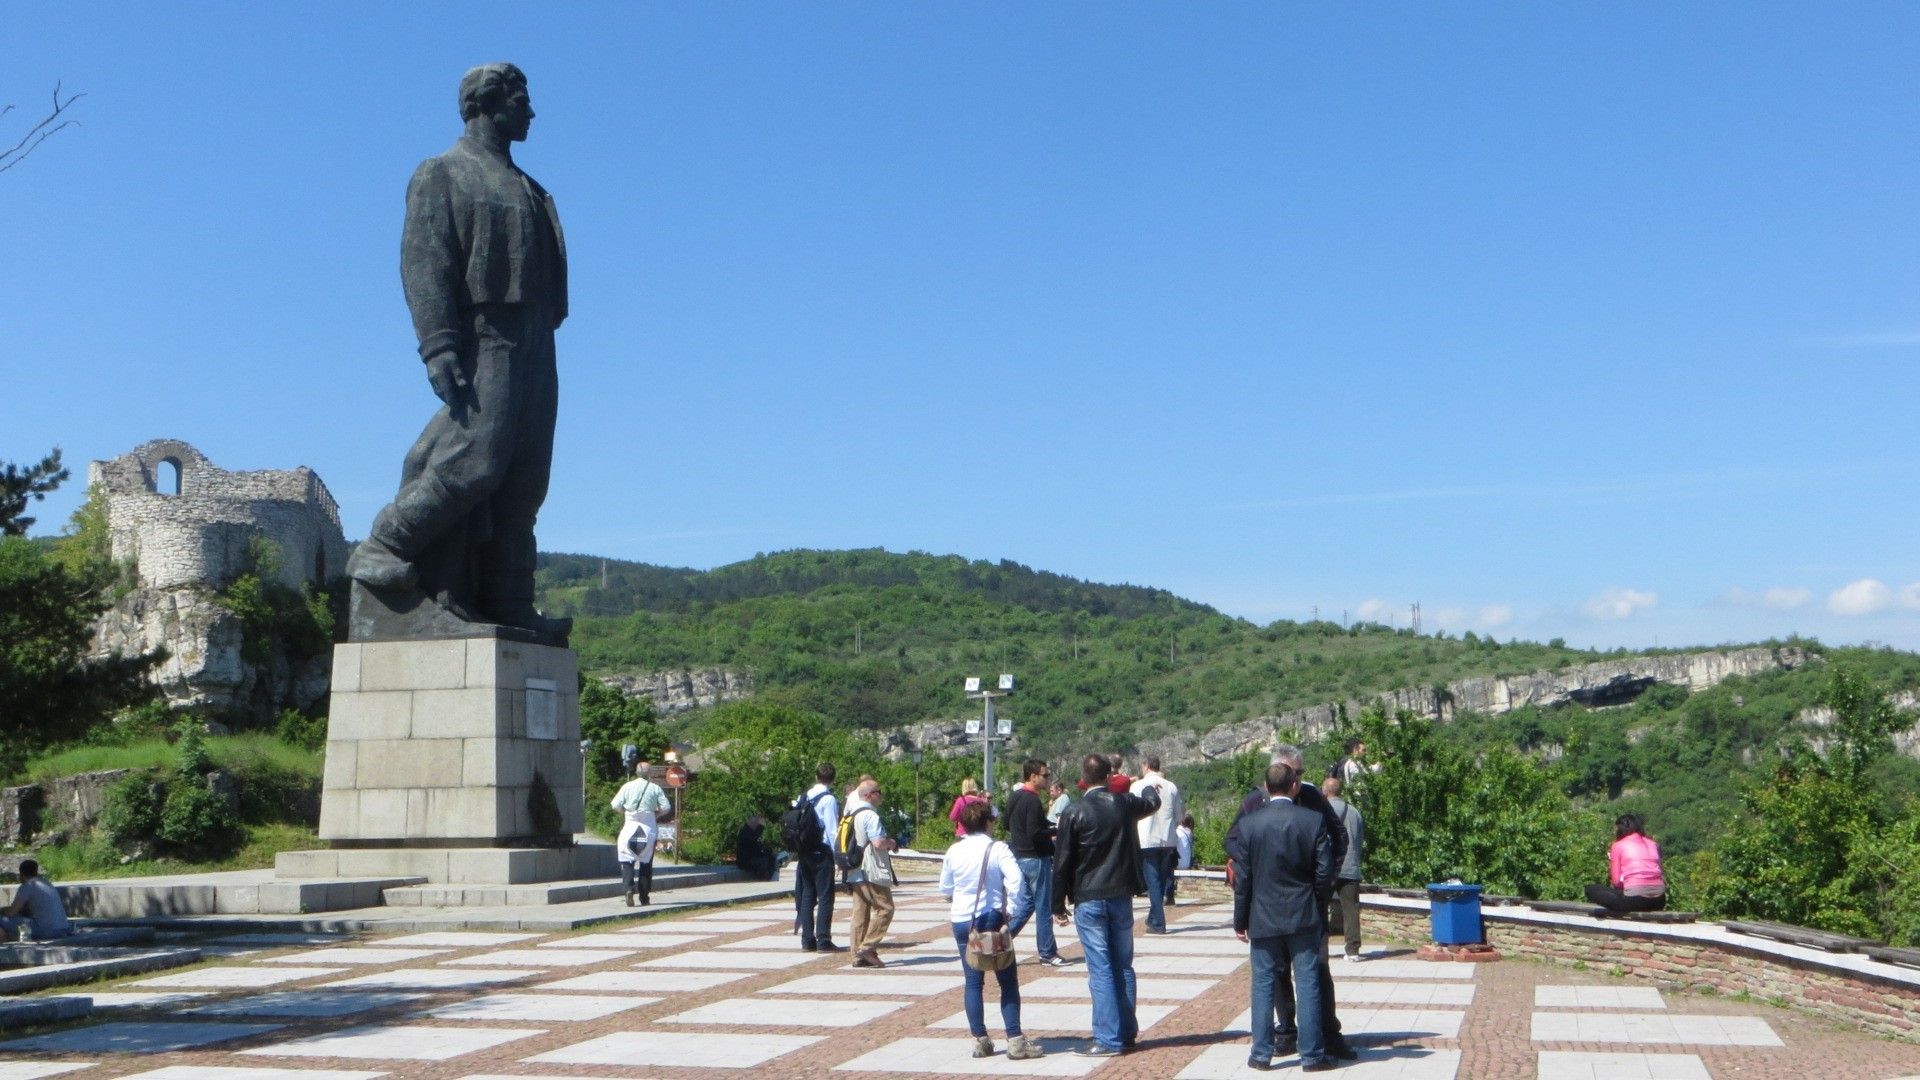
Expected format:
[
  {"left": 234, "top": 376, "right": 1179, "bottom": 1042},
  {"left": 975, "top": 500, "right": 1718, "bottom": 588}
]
[{"left": 88, "top": 439, "right": 349, "bottom": 720}]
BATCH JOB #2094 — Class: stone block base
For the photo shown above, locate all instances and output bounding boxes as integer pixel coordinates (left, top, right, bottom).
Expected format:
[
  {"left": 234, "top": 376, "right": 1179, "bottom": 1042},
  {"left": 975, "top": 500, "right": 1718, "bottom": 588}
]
[
  {"left": 276, "top": 842, "right": 617, "bottom": 885},
  {"left": 319, "top": 637, "right": 582, "bottom": 844}
]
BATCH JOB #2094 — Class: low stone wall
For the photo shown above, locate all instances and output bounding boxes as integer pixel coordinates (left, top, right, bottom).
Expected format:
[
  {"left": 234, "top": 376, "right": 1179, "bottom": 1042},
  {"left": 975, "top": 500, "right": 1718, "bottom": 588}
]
[{"left": 1361, "top": 896, "right": 1920, "bottom": 1042}]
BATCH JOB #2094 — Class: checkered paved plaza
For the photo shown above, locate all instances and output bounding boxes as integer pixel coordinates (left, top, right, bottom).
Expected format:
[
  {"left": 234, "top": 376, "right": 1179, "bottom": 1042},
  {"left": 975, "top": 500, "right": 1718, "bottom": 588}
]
[{"left": 4, "top": 878, "right": 1919, "bottom": 1079}]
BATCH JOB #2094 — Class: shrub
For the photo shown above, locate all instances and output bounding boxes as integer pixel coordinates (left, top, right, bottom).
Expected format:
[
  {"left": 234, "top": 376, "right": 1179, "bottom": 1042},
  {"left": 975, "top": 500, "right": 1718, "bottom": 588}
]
[
  {"left": 174, "top": 720, "right": 212, "bottom": 777},
  {"left": 275, "top": 709, "right": 328, "bottom": 754},
  {"left": 99, "top": 773, "right": 163, "bottom": 846},
  {"left": 158, "top": 780, "right": 243, "bottom": 859}
]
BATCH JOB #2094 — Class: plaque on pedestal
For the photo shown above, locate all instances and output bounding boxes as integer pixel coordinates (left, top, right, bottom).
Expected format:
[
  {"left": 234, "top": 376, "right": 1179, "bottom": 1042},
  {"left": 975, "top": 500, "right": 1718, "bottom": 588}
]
[{"left": 317, "top": 636, "right": 583, "bottom": 846}]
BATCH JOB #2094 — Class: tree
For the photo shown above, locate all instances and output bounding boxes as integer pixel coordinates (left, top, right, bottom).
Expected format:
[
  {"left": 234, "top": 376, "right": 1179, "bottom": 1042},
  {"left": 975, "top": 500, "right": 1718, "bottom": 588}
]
[
  {"left": 579, "top": 679, "right": 667, "bottom": 783},
  {"left": 1, "top": 83, "right": 84, "bottom": 175},
  {"left": 1, "top": 448, "right": 69, "bottom": 535}
]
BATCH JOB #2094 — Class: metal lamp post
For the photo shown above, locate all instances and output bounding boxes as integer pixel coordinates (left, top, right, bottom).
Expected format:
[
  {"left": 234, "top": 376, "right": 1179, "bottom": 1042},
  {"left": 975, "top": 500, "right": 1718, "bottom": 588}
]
[
  {"left": 963, "top": 674, "right": 1016, "bottom": 795},
  {"left": 911, "top": 747, "right": 924, "bottom": 846}
]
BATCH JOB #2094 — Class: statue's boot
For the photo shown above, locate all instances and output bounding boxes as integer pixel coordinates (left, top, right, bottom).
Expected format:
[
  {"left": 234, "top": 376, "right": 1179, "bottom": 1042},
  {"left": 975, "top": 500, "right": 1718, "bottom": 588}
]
[
  {"left": 479, "top": 531, "right": 572, "bottom": 647},
  {"left": 346, "top": 478, "right": 466, "bottom": 591}
]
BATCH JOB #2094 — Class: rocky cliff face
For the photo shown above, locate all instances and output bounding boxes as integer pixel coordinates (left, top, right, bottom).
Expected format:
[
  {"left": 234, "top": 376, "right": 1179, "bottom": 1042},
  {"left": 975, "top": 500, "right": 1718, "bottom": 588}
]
[
  {"left": 90, "top": 586, "right": 329, "bottom": 722},
  {"left": 1135, "top": 646, "right": 1810, "bottom": 769},
  {"left": 601, "top": 669, "right": 754, "bottom": 713},
  {"left": 1800, "top": 688, "right": 1920, "bottom": 760}
]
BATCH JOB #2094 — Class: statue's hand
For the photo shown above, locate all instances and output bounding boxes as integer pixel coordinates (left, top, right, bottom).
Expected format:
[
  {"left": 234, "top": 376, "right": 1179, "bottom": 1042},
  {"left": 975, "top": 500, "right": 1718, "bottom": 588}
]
[{"left": 425, "top": 351, "right": 470, "bottom": 406}]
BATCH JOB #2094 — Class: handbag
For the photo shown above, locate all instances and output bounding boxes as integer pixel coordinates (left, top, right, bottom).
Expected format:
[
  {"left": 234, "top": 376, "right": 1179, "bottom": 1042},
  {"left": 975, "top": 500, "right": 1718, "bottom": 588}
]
[{"left": 963, "top": 840, "right": 1016, "bottom": 971}]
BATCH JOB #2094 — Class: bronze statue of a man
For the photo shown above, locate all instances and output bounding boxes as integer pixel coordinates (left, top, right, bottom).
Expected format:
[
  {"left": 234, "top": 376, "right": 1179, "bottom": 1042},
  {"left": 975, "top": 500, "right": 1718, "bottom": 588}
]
[{"left": 346, "top": 63, "right": 571, "bottom": 646}]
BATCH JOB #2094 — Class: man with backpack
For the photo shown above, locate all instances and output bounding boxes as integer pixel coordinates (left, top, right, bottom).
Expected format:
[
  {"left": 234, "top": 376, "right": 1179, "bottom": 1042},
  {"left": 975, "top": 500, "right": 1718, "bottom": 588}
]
[
  {"left": 784, "top": 761, "right": 842, "bottom": 952},
  {"left": 840, "top": 778, "right": 898, "bottom": 968}
]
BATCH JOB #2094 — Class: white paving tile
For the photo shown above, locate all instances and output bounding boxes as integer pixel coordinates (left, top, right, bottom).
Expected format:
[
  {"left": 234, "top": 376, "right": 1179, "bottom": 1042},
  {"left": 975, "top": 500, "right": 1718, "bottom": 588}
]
[
  {"left": 1337, "top": 961, "right": 1478, "bottom": 980},
  {"left": 1132, "top": 937, "right": 1255, "bottom": 955},
  {"left": 690, "top": 912, "right": 789, "bottom": 924},
  {"left": 1019, "top": 976, "right": 1217, "bottom": 1001},
  {"left": 1229, "top": 1007, "right": 1465, "bottom": 1040},
  {"left": 424, "top": 992, "right": 656, "bottom": 1021},
  {"left": 1339, "top": 982, "right": 1477, "bottom": 1006},
  {"left": 1178, "top": 1045, "right": 1462, "bottom": 1078},
  {"left": 444, "top": 948, "right": 629, "bottom": 967},
  {"left": 527, "top": 1030, "right": 824, "bottom": 1068},
  {"left": 186, "top": 991, "right": 427, "bottom": 1018},
  {"left": 1529, "top": 1012, "right": 1782, "bottom": 1046},
  {"left": 0, "top": 1066, "right": 94, "bottom": 1079},
  {"left": 82, "top": 991, "right": 216, "bottom": 1009},
  {"left": 0, "top": 1022, "right": 281, "bottom": 1054},
  {"left": 663, "top": 996, "right": 911, "bottom": 1027},
  {"left": 376, "top": 932, "right": 539, "bottom": 948},
  {"left": 210, "top": 933, "right": 352, "bottom": 947},
  {"left": 318, "top": 968, "right": 536, "bottom": 991},
  {"left": 262, "top": 947, "right": 449, "bottom": 965},
  {"left": 244, "top": 1024, "right": 542, "bottom": 1061},
  {"left": 1536, "top": 1052, "right": 1710, "bottom": 1079},
  {"left": 534, "top": 969, "right": 750, "bottom": 993},
  {"left": 634, "top": 949, "right": 817, "bottom": 970},
  {"left": 118, "top": 1070, "right": 388, "bottom": 1080},
  {"left": 1130, "top": 954, "right": 1244, "bottom": 975},
  {"left": 834, "top": 1037, "right": 1101, "bottom": 1075},
  {"left": 1534, "top": 986, "right": 1667, "bottom": 1010},
  {"left": 761, "top": 973, "right": 956, "bottom": 996},
  {"left": 538, "top": 932, "right": 702, "bottom": 950},
  {"left": 930, "top": 1002, "right": 1177, "bottom": 1033},
  {"left": 602, "top": 920, "right": 719, "bottom": 935},
  {"left": 118, "top": 1060, "right": 387, "bottom": 1068},
  {"left": 133, "top": 967, "right": 347, "bottom": 988}
]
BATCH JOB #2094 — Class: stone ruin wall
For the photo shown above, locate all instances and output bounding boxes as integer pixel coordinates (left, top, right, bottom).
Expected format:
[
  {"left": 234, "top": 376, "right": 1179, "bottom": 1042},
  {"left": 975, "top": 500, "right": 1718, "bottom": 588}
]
[
  {"left": 90, "top": 438, "right": 347, "bottom": 592},
  {"left": 87, "top": 439, "right": 349, "bottom": 719}
]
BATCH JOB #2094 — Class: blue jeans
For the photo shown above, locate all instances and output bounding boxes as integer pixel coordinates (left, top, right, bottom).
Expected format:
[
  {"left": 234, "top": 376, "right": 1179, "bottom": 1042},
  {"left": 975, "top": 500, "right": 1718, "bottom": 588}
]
[
  {"left": 1074, "top": 897, "right": 1138, "bottom": 1051},
  {"left": 1006, "top": 856, "right": 1059, "bottom": 959},
  {"left": 1250, "top": 930, "right": 1325, "bottom": 1064},
  {"left": 1140, "top": 848, "right": 1175, "bottom": 931},
  {"left": 951, "top": 911, "right": 1022, "bottom": 1037}
]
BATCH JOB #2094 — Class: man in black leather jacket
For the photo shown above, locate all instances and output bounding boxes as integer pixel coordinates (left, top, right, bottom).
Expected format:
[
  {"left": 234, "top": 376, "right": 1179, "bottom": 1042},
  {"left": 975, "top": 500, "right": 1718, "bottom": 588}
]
[{"left": 1051, "top": 753, "right": 1159, "bottom": 1058}]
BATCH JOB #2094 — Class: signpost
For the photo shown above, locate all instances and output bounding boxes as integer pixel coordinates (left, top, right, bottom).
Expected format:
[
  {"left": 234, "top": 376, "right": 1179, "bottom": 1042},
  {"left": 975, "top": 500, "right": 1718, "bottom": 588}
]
[{"left": 963, "top": 674, "right": 1016, "bottom": 795}]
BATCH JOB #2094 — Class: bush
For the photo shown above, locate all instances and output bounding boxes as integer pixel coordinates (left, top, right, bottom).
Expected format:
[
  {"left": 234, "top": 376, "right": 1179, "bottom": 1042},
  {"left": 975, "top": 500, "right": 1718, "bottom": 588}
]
[
  {"left": 174, "top": 720, "right": 212, "bottom": 777},
  {"left": 158, "top": 780, "right": 243, "bottom": 859},
  {"left": 275, "top": 708, "right": 328, "bottom": 754},
  {"left": 99, "top": 773, "right": 163, "bottom": 846}
]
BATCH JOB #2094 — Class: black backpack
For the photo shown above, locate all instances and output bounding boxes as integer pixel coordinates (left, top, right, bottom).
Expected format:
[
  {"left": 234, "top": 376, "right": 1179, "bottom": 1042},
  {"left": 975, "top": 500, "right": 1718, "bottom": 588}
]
[{"left": 780, "top": 790, "right": 827, "bottom": 852}]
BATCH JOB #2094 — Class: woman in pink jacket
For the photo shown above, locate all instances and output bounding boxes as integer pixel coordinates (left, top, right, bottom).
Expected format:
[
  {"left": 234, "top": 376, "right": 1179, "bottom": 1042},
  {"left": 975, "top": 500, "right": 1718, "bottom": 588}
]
[{"left": 1585, "top": 814, "right": 1666, "bottom": 913}]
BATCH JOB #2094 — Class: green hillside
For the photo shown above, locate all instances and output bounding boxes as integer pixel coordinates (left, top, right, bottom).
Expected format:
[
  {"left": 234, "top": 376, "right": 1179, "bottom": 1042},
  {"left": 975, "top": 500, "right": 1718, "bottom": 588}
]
[{"left": 540, "top": 547, "right": 1602, "bottom": 749}]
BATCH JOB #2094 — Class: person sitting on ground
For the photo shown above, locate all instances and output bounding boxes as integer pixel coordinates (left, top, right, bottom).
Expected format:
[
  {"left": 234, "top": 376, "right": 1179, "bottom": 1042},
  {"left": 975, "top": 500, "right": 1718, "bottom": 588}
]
[
  {"left": 736, "top": 815, "right": 778, "bottom": 882},
  {"left": 1585, "top": 813, "right": 1666, "bottom": 913},
  {"left": 0, "top": 860, "right": 72, "bottom": 942}
]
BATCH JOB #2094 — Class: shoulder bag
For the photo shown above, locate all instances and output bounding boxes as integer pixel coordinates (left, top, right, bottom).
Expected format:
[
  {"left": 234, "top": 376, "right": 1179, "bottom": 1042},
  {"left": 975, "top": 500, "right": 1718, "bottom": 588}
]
[{"left": 963, "top": 840, "right": 1016, "bottom": 971}]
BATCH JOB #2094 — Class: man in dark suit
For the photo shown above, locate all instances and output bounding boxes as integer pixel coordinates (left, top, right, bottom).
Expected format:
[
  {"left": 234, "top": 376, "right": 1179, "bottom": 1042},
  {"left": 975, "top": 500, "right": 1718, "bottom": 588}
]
[
  {"left": 1229, "top": 763, "right": 1337, "bottom": 1072},
  {"left": 1226, "top": 744, "right": 1356, "bottom": 1061}
]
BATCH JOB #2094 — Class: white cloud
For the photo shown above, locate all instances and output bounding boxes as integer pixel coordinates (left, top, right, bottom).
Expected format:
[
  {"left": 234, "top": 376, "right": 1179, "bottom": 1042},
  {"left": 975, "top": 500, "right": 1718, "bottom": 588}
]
[
  {"left": 1477, "top": 604, "right": 1515, "bottom": 628},
  {"left": 1583, "top": 587, "right": 1658, "bottom": 621},
  {"left": 1899, "top": 583, "right": 1920, "bottom": 611},
  {"left": 1355, "top": 598, "right": 1393, "bottom": 623},
  {"left": 1761, "top": 586, "right": 1812, "bottom": 611},
  {"left": 1828, "top": 578, "right": 1892, "bottom": 616}
]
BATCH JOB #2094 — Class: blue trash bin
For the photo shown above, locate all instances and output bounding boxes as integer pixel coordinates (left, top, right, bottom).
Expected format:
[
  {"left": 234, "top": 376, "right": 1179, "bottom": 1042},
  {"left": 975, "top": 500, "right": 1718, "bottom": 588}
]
[{"left": 1427, "top": 883, "right": 1483, "bottom": 945}]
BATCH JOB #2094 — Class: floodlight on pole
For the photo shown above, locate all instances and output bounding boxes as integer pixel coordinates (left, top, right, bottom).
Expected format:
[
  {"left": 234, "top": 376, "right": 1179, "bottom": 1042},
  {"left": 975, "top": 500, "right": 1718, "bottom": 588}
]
[{"left": 962, "top": 673, "right": 1016, "bottom": 794}]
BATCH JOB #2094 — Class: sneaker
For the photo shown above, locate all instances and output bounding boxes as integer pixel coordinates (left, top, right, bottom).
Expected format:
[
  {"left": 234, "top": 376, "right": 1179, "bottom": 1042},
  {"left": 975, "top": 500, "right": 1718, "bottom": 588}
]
[
  {"left": 816, "top": 942, "right": 846, "bottom": 953},
  {"left": 1301, "top": 1060, "right": 1339, "bottom": 1073},
  {"left": 1145, "top": 926, "right": 1169, "bottom": 935},
  {"left": 1007, "top": 1035, "right": 1044, "bottom": 1060},
  {"left": 1327, "top": 1040, "right": 1359, "bottom": 1061},
  {"left": 1345, "top": 953, "right": 1363, "bottom": 963},
  {"left": 1247, "top": 1058, "right": 1275, "bottom": 1072},
  {"left": 1035, "top": 954, "right": 1068, "bottom": 967},
  {"left": 800, "top": 943, "right": 817, "bottom": 953},
  {"left": 1074, "top": 1044, "right": 1122, "bottom": 1059},
  {"left": 972, "top": 1036, "right": 995, "bottom": 1058}
]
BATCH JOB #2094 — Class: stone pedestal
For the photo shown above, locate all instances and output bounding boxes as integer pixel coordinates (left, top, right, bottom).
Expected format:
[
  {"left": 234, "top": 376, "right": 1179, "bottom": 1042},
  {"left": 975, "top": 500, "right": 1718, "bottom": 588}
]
[{"left": 316, "top": 636, "right": 583, "bottom": 845}]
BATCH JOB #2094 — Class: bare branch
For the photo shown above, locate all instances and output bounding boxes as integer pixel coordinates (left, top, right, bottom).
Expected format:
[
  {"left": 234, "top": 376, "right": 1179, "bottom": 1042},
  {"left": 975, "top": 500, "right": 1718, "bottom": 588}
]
[{"left": 0, "top": 81, "right": 86, "bottom": 175}]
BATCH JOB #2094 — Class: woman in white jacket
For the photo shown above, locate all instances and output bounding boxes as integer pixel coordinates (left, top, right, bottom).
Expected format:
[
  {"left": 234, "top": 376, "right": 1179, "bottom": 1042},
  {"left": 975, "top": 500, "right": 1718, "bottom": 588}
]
[
  {"left": 940, "top": 799, "right": 1040, "bottom": 1060},
  {"left": 611, "top": 759, "right": 670, "bottom": 905}
]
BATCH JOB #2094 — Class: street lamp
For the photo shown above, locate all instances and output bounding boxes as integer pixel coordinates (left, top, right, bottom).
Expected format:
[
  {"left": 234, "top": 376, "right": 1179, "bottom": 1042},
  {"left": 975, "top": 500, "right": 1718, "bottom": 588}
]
[
  {"left": 911, "top": 747, "right": 924, "bottom": 847},
  {"left": 963, "top": 673, "right": 1016, "bottom": 794}
]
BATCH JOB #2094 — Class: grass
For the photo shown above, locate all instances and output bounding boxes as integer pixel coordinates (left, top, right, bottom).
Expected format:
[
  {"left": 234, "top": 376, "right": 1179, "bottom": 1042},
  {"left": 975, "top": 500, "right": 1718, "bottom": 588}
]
[
  {"left": 15, "top": 733, "right": 321, "bottom": 786},
  {"left": 30, "top": 821, "right": 319, "bottom": 881}
]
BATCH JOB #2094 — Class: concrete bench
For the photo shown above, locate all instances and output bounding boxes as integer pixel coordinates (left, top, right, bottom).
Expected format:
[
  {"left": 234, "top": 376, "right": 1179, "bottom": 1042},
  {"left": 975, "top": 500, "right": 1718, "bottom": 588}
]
[
  {"left": 1866, "top": 946, "right": 1920, "bottom": 972},
  {"left": 0, "top": 925, "right": 159, "bottom": 967},
  {"left": 1725, "top": 919, "right": 1877, "bottom": 953},
  {"left": 1524, "top": 900, "right": 1697, "bottom": 923}
]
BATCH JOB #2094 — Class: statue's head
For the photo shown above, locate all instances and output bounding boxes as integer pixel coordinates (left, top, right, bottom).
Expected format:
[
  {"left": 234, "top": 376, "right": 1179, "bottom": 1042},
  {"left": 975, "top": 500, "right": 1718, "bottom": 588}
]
[{"left": 458, "top": 63, "right": 533, "bottom": 141}]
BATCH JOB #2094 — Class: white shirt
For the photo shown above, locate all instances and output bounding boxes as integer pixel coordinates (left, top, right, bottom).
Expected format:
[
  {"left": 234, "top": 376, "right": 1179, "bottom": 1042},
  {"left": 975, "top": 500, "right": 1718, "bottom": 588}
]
[
  {"left": 805, "top": 783, "right": 840, "bottom": 844},
  {"left": 1175, "top": 825, "right": 1194, "bottom": 869},
  {"left": 8, "top": 877, "right": 70, "bottom": 939},
  {"left": 1132, "top": 771, "right": 1184, "bottom": 849},
  {"left": 939, "top": 833, "right": 1024, "bottom": 923}
]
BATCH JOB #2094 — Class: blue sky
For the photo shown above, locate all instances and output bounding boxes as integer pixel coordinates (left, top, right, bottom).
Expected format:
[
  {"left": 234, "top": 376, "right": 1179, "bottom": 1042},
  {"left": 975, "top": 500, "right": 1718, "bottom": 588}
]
[{"left": 9, "top": 3, "right": 1920, "bottom": 650}]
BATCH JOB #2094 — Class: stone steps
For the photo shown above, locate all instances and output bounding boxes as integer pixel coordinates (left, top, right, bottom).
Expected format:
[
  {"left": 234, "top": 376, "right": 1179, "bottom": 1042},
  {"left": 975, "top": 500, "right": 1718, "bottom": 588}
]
[
  {"left": 49, "top": 869, "right": 427, "bottom": 917},
  {"left": 381, "top": 863, "right": 750, "bottom": 907}
]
